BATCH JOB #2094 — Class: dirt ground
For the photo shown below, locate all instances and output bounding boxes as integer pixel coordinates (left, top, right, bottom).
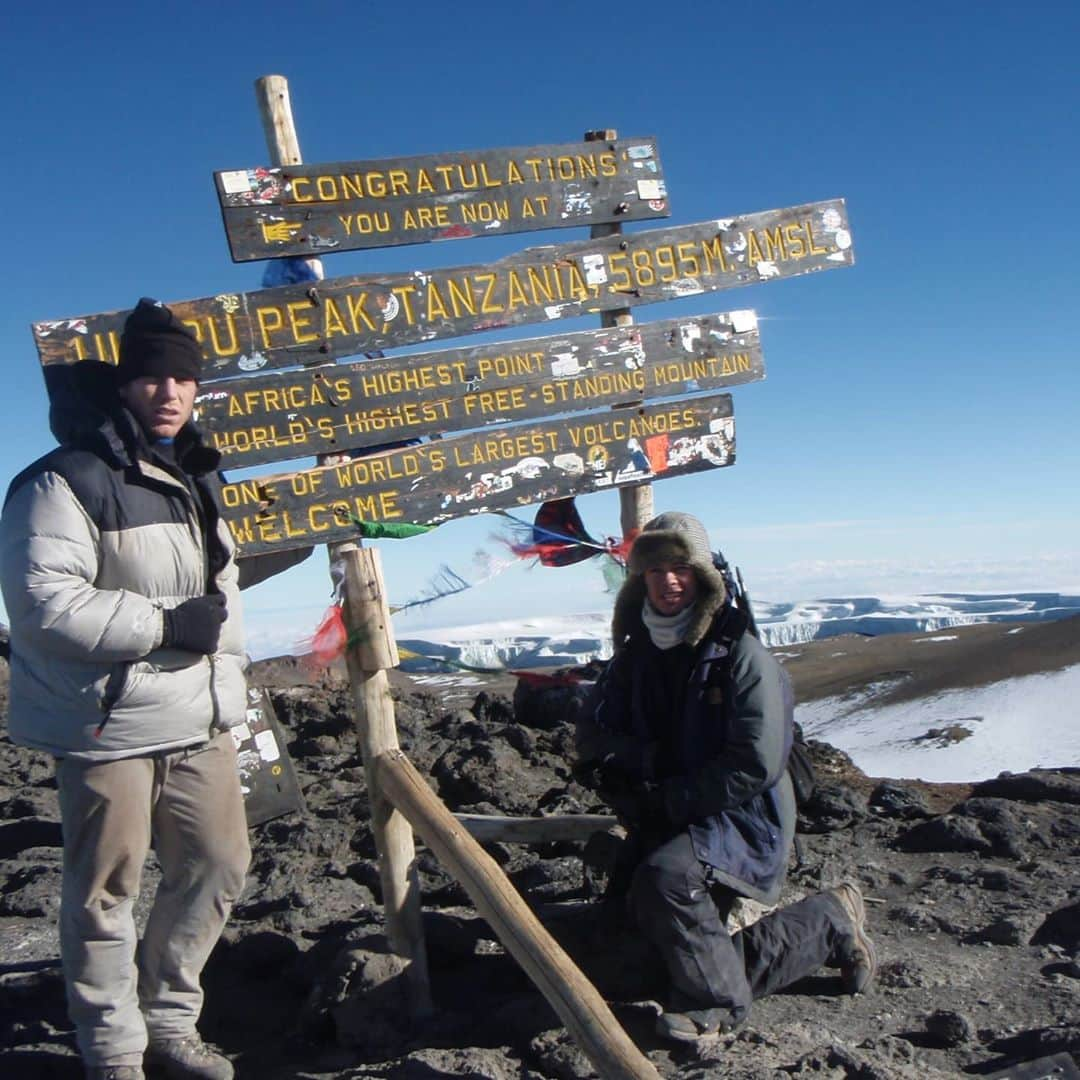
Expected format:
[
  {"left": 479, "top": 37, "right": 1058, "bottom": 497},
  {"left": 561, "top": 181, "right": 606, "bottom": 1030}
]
[{"left": 2, "top": 618, "right": 1078, "bottom": 1078}]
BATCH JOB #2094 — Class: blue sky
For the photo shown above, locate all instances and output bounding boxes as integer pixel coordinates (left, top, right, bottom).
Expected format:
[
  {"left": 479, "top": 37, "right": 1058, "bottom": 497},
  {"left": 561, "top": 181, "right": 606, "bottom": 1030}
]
[{"left": 3, "top": 2, "right": 1078, "bottom": 651}]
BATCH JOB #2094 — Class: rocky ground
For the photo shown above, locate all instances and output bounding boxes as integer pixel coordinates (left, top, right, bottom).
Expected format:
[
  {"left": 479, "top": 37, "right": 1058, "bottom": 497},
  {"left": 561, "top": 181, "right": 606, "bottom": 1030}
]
[{"left": 1, "top": 619, "right": 1079, "bottom": 1079}]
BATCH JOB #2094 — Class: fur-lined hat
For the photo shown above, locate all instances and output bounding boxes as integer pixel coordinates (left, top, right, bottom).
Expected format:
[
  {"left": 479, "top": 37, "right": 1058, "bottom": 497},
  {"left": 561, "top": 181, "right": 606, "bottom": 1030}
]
[{"left": 612, "top": 511, "right": 727, "bottom": 651}]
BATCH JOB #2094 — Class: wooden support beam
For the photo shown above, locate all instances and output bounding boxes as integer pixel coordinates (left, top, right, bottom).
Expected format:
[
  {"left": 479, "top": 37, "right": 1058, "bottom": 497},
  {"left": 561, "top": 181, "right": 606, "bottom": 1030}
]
[
  {"left": 377, "top": 748, "right": 660, "bottom": 1080},
  {"left": 253, "top": 74, "right": 430, "bottom": 1015},
  {"left": 586, "top": 128, "right": 654, "bottom": 535},
  {"left": 454, "top": 813, "right": 617, "bottom": 844},
  {"left": 253, "top": 75, "right": 322, "bottom": 280},
  {"left": 341, "top": 545, "right": 432, "bottom": 1016}
]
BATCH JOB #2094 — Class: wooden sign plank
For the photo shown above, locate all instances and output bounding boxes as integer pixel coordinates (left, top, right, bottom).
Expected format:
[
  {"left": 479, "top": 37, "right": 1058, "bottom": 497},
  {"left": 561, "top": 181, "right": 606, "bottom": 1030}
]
[
  {"left": 215, "top": 137, "right": 669, "bottom": 260},
  {"left": 195, "top": 310, "right": 762, "bottom": 469},
  {"left": 221, "top": 393, "right": 736, "bottom": 554},
  {"left": 33, "top": 200, "right": 852, "bottom": 376}
]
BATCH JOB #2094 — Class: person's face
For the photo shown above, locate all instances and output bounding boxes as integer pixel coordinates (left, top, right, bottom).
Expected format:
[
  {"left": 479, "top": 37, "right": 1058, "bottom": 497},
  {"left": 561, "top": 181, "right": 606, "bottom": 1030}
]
[
  {"left": 119, "top": 375, "right": 197, "bottom": 440},
  {"left": 644, "top": 561, "right": 699, "bottom": 616}
]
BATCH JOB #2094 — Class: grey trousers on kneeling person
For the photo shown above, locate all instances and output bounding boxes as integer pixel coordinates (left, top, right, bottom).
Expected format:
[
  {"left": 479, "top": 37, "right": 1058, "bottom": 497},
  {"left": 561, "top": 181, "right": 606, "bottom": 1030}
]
[{"left": 629, "top": 831, "right": 847, "bottom": 1026}]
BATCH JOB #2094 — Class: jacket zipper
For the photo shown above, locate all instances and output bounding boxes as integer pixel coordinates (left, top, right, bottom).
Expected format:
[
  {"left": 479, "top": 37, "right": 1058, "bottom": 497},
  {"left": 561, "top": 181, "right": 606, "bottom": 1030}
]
[{"left": 208, "top": 653, "right": 221, "bottom": 731}]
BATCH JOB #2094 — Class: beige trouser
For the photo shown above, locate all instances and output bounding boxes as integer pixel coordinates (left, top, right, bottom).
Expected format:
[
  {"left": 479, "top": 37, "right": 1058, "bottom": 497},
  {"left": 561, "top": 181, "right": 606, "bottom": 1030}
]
[{"left": 55, "top": 732, "right": 251, "bottom": 1067}]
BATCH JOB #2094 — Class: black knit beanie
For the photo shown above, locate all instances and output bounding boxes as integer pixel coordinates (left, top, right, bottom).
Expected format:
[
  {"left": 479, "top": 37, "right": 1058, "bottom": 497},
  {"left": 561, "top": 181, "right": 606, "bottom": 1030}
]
[{"left": 116, "top": 298, "right": 203, "bottom": 386}]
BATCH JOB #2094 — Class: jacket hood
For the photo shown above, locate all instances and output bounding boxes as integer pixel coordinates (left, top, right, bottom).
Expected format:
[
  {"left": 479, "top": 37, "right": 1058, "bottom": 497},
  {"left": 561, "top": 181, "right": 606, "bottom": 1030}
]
[
  {"left": 43, "top": 360, "right": 219, "bottom": 475},
  {"left": 612, "top": 511, "right": 728, "bottom": 651},
  {"left": 612, "top": 562, "right": 729, "bottom": 653}
]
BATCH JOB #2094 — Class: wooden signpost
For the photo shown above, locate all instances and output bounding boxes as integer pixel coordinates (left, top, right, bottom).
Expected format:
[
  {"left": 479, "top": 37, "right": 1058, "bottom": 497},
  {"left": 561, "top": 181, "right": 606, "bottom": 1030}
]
[
  {"left": 32, "top": 200, "right": 852, "bottom": 375},
  {"left": 30, "top": 72, "right": 855, "bottom": 1079},
  {"left": 215, "top": 137, "right": 669, "bottom": 259},
  {"left": 194, "top": 310, "right": 761, "bottom": 468},
  {"left": 220, "top": 392, "right": 736, "bottom": 554}
]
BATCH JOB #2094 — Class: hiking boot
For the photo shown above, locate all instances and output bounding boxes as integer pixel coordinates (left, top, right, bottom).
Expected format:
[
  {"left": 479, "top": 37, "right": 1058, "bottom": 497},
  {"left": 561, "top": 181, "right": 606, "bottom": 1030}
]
[
  {"left": 145, "top": 1035, "right": 234, "bottom": 1080},
  {"left": 655, "top": 1006, "right": 732, "bottom": 1043},
  {"left": 86, "top": 1067, "right": 144, "bottom": 1080},
  {"left": 829, "top": 880, "right": 877, "bottom": 994}
]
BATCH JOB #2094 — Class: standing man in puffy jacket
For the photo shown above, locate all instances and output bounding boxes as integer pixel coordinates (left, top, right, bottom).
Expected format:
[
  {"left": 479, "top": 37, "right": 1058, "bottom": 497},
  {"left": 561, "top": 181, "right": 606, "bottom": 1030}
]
[
  {"left": 0, "top": 300, "right": 307, "bottom": 1080},
  {"left": 576, "top": 511, "right": 877, "bottom": 1043}
]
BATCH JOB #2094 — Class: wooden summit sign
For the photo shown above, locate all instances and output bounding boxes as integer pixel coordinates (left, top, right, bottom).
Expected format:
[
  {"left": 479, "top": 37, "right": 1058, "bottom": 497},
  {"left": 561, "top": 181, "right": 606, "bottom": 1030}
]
[
  {"left": 220, "top": 392, "right": 736, "bottom": 555},
  {"left": 32, "top": 200, "right": 853, "bottom": 377},
  {"left": 215, "top": 137, "right": 669, "bottom": 259},
  {"left": 195, "top": 310, "right": 763, "bottom": 469}
]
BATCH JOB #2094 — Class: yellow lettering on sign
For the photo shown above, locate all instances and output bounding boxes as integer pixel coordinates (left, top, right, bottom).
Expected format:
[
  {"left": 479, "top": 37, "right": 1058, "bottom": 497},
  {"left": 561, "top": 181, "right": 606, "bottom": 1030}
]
[
  {"left": 183, "top": 314, "right": 238, "bottom": 359},
  {"left": 506, "top": 271, "right": 529, "bottom": 312},
  {"left": 701, "top": 235, "right": 730, "bottom": 274},
  {"left": 654, "top": 246, "right": 678, "bottom": 283},
  {"left": 566, "top": 262, "right": 591, "bottom": 302},
  {"left": 571, "top": 371, "right": 644, "bottom": 398},
  {"left": 452, "top": 430, "right": 558, "bottom": 467},
  {"left": 676, "top": 241, "right": 701, "bottom": 277},
  {"left": 762, "top": 227, "right": 786, "bottom": 262},
  {"left": 458, "top": 163, "right": 481, "bottom": 190},
  {"left": 345, "top": 293, "right": 377, "bottom": 333},
  {"left": 340, "top": 399, "right": 453, "bottom": 436},
  {"left": 475, "top": 351, "right": 542, "bottom": 379},
  {"left": 784, "top": 222, "right": 807, "bottom": 258},
  {"left": 255, "top": 306, "right": 285, "bottom": 348},
  {"left": 746, "top": 230, "right": 765, "bottom": 266},
  {"left": 333, "top": 452, "right": 422, "bottom": 487},
  {"left": 476, "top": 272, "right": 501, "bottom": 314},
  {"left": 323, "top": 297, "right": 348, "bottom": 338},
  {"left": 356, "top": 362, "right": 464, "bottom": 399},
  {"left": 720, "top": 353, "right": 752, "bottom": 375},
  {"left": 566, "top": 406, "right": 699, "bottom": 450},
  {"left": 461, "top": 199, "right": 510, "bottom": 225},
  {"left": 286, "top": 301, "right": 319, "bottom": 344},
  {"left": 403, "top": 205, "right": 450, "bottom": 230},
  {"left": 426, "top": 282, "right": 449, "bottom": 321},
  {"left": 527, "top": 266, "right": 555, "bottom": 303},
  {"left": 461, "top": 386, "right": 527, "bottom": 416},
  {"left": 805, "top": 218, "right": 829, "bottom": 254},
  {"left": 219, "top": 377, "right": 352, "bottom": 418},
  {"left": 221, "top": 479, "right": 264, "bottom": 509},
  {"left": 340, "top": 175, "right": 364, "bottom": 200},
  {"left": 446, "top": 278, "right": 476, "bottom": 317},
  {"left": 339, "top": 211, "right": 392, "bottom": 236}
]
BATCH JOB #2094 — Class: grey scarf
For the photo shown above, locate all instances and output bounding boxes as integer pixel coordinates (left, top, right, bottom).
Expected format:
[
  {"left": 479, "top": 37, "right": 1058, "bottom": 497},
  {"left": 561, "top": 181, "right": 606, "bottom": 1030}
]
[{"left": 641, "top": 599, "right": 696, "bottom": 650}]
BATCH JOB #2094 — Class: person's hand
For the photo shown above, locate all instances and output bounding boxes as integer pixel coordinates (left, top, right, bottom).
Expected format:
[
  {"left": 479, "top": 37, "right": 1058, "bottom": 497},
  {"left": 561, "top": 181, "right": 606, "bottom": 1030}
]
[
  {"left": 162, "top": 595, "right": 227, "bottom": 654},
  {"left": 596, "top": 764, "right": 668, "bottom": 827}
]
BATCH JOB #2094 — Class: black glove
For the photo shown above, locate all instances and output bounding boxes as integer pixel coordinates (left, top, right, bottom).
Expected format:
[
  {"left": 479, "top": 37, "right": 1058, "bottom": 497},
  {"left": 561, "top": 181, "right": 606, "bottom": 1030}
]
[
  {"left": 162, "top": 594, "right": 227, "bottom": 654},
  {"left": 593, "top": 762, "right": 668, "bottom": 828}
]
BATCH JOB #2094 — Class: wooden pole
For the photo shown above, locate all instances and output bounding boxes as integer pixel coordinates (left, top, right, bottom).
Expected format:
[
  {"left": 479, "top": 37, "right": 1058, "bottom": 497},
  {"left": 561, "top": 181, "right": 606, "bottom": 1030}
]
[
  {"left": 340, "top": 545, "right": 432, "bottom": 1013},
  {"left": 253, "top": 75, "right": 431, "bottom": 1016},
  {"left": 454, "top": 813, "right": 616, "bottom": 844},
  {"left": 378, "top": 749, "right": 660, "bottom": 1080},
  {"left": 253, "top": 75, "right": 322, "bottom": 280},
  {"left": 585, "top": 129, "right": 654, "bottom": 537}
]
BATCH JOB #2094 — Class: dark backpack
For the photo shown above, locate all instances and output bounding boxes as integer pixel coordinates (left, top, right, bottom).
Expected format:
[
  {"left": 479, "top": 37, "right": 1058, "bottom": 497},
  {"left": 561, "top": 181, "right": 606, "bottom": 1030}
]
[
  {"left": 786, "top": 720, "right": 817, "bottom": 807},
  {"left": 712, "top": 550, "right": 816, "bottom": 809}
]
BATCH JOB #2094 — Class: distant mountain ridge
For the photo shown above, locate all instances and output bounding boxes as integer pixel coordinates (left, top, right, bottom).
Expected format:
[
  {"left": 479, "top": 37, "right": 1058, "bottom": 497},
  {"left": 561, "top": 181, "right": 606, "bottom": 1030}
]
[
  {"left": 396, "top": 591, "right": 1080, "bottom": 672},
  {"left": 754, "top": 590, "right": 1080, "bottom": 645}
]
